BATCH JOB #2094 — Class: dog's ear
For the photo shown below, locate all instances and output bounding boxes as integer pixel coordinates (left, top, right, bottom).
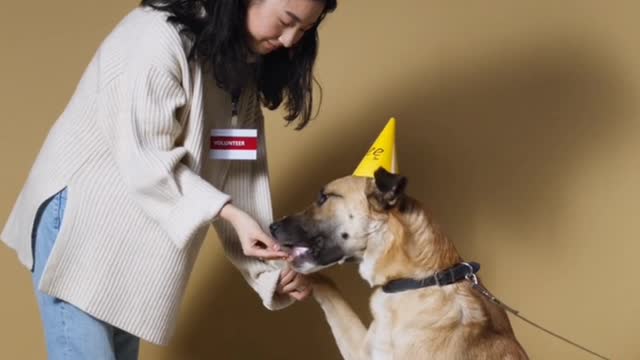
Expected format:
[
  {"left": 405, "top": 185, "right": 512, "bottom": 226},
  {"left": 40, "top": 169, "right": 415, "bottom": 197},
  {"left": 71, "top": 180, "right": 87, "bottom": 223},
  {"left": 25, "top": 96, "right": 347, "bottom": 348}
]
[{"left": 368, "top": 167, "right": 408, "bottom": 210}]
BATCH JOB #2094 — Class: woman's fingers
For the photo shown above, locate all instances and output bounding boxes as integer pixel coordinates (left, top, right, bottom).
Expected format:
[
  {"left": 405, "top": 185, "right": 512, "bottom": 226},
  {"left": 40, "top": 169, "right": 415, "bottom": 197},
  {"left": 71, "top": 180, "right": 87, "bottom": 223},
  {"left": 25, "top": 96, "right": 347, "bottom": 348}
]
[
  {"left": 276, "top": 269, "right": 313, "bottom": 301},
  {"left": 245, "top": 233, "right": 288, "bottom": 259},
  {"left": 282, "top": 273, "right": 309, "bottom": 293},
  {"left": 246, "top": 246, "right": 289, "bottom": 259},
  {"left": 289, "top": 286, "right": 312, "bottom": 301},
  {"left": 277, "top": 268, "right": 296, "bottom": 291},
  {"left": 255, "top": 232, "right": 282, "bottom": 251}
]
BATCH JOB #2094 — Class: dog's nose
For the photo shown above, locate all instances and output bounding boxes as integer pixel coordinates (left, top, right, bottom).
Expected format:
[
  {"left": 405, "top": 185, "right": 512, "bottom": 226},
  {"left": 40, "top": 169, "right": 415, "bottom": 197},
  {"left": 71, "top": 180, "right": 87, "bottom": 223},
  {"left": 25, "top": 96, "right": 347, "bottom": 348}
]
[{"left": 269, "top": 222, "right": 280, "bottom": 236}]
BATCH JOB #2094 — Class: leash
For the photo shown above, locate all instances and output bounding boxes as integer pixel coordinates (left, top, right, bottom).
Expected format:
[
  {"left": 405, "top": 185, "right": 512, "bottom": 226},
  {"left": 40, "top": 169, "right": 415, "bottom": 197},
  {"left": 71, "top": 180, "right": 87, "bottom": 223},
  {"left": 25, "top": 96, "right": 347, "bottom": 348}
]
[
  {"left": 463, "top": 267, "right": 611, "bottom": 360},
  {"left": 382, "top": 262, "right": 611, "bottom": 359}
]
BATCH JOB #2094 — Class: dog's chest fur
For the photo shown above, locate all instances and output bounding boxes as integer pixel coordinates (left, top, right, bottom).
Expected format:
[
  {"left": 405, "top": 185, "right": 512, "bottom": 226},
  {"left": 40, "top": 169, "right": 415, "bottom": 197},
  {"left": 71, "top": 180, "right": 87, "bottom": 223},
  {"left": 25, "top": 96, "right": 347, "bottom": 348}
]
[
  {"left": 367, "top": 285, "right": 489, "bottom": 358},
  {"left": 366, "top": 290, "right": 394, "bottom": 359}
]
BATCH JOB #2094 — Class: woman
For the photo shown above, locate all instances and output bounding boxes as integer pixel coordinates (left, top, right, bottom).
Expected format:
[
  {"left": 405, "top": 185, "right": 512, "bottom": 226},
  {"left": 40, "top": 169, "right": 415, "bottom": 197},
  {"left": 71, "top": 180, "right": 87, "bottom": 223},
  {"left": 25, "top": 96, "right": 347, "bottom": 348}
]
[{"left": 1, "top": 0, "right": 337, "bottom": 358}]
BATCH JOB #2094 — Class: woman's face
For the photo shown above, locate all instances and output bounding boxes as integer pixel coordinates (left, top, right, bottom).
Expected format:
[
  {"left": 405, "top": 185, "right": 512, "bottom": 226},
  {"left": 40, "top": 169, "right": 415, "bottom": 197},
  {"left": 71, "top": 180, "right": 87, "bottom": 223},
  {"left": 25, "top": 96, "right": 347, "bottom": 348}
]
[{"left": 247, "top": 0, "right": 325, "bottom": 55}]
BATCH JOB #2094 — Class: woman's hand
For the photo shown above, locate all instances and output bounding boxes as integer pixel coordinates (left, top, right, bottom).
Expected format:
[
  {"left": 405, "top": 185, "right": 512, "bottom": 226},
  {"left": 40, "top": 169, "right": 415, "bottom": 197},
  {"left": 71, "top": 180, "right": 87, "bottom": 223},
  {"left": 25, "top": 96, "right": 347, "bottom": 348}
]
[
  {"left": 277, "top": 267, "right": 312, "bottom": 301},
  {"left": 220, "top": 203, "right": 289, "bottom": 260}
]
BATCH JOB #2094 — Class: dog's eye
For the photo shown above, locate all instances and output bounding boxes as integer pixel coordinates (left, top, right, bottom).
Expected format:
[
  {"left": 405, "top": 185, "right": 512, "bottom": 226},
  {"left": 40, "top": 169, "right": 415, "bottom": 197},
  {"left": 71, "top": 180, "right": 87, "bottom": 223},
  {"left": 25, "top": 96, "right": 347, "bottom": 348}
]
[{"left": 317, "top": 192, "right": 328, "bottom": 206}]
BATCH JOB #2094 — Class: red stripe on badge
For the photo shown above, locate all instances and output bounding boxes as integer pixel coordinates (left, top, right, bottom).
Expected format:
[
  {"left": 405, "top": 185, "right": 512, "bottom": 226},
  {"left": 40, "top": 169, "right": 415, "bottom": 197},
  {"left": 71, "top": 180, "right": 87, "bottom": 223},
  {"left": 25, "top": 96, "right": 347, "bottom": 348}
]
[{"left": 210, "top": 136, "right": 258, "bottom": 150}]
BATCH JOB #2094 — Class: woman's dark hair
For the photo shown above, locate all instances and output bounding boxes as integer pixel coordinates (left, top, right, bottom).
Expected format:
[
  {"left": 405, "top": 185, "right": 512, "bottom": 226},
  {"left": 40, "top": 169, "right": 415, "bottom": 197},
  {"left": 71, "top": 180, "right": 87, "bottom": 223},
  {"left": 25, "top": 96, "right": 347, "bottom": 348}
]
[{"left": 140, "top": 0, "right": 337, "bottom": 129}]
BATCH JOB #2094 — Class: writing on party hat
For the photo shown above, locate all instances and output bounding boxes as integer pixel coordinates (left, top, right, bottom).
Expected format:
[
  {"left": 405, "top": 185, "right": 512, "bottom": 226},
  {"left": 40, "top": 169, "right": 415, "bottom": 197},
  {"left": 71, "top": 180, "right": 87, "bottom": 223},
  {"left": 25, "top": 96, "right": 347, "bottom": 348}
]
[{"left": 353, "top": 117, "right": 398, "bottom": 177}]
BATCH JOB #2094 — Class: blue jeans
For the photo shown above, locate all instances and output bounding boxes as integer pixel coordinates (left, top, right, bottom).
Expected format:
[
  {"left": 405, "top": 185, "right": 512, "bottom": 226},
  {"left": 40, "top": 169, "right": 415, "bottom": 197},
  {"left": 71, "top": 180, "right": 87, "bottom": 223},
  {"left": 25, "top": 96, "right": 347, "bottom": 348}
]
[{"left": 31, "top": 188, "right": 140, "bottom": 360}]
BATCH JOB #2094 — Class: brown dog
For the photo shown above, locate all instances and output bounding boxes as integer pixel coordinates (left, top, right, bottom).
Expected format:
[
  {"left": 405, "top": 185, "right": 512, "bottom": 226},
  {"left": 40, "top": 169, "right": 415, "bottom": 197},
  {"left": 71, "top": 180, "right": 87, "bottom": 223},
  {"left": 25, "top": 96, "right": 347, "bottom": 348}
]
[{"left": 270, "top": 167, "right": 528, "bottom": 359}]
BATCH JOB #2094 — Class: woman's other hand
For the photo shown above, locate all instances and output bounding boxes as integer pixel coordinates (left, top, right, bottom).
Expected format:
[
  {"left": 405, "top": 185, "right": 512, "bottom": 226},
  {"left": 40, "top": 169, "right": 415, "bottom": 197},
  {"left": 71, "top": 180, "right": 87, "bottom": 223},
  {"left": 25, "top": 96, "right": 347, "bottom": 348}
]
[{"left": 276, "top": 267, "right": 312, "bottom": 301}]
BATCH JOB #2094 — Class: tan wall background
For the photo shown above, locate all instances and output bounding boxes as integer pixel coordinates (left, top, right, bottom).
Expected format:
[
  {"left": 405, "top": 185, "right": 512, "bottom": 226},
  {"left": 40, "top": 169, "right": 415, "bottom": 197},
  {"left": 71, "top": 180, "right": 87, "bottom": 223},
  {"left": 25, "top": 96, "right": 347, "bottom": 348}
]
[{"left": 1, "top": 1, "right": 638, "bottom": 359}]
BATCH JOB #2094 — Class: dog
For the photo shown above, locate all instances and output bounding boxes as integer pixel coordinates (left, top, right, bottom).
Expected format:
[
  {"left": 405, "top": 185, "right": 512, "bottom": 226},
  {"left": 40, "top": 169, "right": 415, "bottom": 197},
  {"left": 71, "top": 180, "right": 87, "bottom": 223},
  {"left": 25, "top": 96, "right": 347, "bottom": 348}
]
[{"left": 270, "top": 167, "right": 528, "bottom": 359}]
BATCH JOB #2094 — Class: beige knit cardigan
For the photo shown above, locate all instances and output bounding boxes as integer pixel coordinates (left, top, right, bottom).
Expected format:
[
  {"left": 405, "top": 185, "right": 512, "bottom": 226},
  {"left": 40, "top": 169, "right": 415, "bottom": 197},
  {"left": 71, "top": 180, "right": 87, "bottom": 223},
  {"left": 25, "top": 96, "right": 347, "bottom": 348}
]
[{"left": 1, "top": 6, "right": 291, "bottom": 345}]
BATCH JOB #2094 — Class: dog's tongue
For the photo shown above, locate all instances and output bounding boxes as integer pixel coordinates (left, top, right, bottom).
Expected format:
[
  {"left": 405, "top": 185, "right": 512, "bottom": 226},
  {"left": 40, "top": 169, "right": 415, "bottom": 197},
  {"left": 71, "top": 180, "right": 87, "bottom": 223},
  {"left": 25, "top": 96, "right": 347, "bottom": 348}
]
[{"left": 291, "top": 246, "right": 310, "bottom": 258}]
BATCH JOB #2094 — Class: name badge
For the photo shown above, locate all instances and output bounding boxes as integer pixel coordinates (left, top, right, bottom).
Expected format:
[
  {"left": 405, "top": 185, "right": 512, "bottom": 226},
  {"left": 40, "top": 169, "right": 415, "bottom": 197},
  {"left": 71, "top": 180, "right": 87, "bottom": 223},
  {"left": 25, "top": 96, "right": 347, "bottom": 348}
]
[{"left": 210, "top": 129, "right": 258, "bottom": 160}]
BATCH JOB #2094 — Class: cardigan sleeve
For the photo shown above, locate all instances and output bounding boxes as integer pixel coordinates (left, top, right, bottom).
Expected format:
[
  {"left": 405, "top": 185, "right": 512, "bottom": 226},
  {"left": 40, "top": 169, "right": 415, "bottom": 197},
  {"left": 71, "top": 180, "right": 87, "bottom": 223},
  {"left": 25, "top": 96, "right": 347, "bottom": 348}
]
[
  {"left": 113, "top": 17, "right": 231, "bottom": 249},
  {"left": 213, "top": 222, "right": 294, "bottom": 310},
  {"left": 212, "top": 103, "right": 294, "bottom": 311}
]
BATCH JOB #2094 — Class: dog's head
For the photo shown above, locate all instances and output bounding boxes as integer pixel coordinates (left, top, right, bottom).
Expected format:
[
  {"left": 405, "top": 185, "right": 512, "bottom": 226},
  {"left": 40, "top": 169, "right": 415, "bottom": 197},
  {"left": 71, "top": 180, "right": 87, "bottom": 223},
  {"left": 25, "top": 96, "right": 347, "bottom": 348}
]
[{"left": 270, "top": 167, "right": 407, "bottom": 274}]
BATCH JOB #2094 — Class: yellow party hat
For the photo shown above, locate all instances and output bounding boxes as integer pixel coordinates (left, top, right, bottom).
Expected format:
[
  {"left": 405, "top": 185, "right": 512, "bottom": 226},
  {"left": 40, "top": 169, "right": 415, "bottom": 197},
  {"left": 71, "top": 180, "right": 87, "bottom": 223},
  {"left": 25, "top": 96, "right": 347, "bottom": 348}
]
[{"left": 353, "top": 117, "right": 398, "bottom": 177}]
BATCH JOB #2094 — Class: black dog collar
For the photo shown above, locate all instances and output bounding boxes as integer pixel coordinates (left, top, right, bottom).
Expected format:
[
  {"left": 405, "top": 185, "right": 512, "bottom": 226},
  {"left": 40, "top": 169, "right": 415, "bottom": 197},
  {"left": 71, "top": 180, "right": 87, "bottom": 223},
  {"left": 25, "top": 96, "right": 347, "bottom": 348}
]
[{"left": 382, "top": 262, "right": 481, "bottom": 294}]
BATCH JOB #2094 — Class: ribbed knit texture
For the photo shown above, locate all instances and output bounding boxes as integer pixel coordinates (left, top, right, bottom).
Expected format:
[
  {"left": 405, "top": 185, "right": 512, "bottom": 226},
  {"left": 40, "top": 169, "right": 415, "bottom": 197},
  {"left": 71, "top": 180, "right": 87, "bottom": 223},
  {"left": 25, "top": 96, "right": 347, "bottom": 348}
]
[{"left": 1, "top": 7, "right": 292, "bottom": 345}]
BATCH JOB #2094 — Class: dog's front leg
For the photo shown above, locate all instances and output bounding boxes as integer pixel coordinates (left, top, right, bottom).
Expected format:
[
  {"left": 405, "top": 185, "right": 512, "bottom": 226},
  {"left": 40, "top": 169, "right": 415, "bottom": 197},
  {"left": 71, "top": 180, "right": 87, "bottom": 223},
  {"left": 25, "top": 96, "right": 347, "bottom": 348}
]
[{"left": 312, "top": 277, "right": 368, "bottom": 360}]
